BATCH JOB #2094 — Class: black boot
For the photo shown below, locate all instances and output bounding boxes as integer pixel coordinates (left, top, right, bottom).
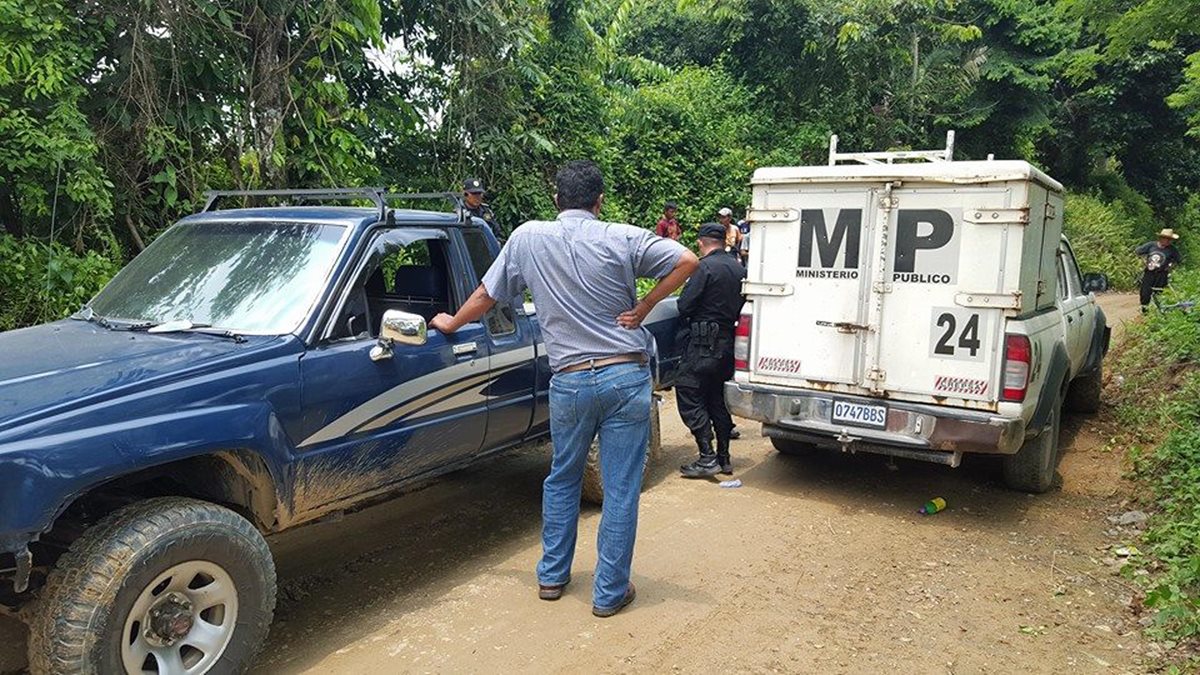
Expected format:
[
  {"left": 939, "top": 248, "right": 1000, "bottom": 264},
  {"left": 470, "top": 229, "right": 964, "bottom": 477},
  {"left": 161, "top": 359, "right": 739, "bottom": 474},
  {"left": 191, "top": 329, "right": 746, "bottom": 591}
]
[
  {"left": 716, "top": 436, "right": 732, "bottom": 475},
  {"left": 680, "top": 436, "right": 720, "bottom": 478},
  {"left": 728, "top": 425, "right": 741, "bottom": 440}
]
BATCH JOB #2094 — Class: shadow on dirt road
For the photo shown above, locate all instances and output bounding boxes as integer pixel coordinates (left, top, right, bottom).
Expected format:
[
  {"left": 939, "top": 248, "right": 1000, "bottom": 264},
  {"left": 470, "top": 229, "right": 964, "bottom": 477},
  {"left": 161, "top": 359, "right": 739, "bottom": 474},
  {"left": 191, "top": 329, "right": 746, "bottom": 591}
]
[{"left": 0, "top": 294, "right": 1146, "bottom": 674}]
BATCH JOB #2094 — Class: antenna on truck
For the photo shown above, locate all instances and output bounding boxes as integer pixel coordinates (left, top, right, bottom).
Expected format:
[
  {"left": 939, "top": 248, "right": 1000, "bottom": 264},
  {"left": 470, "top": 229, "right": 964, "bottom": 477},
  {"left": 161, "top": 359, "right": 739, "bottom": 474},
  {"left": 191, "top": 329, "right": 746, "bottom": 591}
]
[{"left": 828, "top": 130, "right": 956, "bottom": 166}]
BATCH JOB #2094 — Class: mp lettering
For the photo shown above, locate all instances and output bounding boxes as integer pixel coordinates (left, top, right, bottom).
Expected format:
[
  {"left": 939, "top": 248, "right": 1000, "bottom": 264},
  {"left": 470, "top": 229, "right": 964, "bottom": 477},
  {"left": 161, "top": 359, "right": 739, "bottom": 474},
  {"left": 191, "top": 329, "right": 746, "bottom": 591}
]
[
  {"left": 797, "top": 208, "right": 861, "bottom": 279},
  {"left": 891, "top": 208, "right": 961, "bottom": 284}
]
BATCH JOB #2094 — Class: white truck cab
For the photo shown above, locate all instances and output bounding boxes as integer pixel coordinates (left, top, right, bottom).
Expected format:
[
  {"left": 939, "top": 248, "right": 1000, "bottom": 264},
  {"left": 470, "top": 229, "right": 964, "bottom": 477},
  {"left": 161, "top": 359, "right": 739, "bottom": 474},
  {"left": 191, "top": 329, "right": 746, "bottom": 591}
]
[{"left": 726, "top": 134, "right": 1110, "bottom": 492}]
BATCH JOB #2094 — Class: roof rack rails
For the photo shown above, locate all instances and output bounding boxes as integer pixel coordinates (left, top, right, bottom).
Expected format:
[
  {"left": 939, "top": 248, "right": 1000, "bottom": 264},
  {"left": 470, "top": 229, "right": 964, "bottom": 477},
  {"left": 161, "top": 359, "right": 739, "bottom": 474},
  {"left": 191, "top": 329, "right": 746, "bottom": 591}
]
[
  {"left": 202, "top": 188, "right": 389, "bottom": 218},
  {"left": 828, "top": 130, "right": 956, "bottom": 166},
  {"left": 382, "top": 192, "right": 467, "bottom": 223},
  {"left": 201, "top": 188, "right": 472, "bottom": 224}
]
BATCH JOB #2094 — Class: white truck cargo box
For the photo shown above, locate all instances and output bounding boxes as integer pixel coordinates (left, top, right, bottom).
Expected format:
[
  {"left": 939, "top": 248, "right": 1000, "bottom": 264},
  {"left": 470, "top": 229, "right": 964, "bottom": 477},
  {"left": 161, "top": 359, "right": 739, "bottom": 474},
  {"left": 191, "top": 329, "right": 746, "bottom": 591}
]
[
  {"left": 727, "top": 136, "right": 1111, "bottom": 492},
  {"left": 743, "top": 159, "right": 1063, "bottom": 410}
]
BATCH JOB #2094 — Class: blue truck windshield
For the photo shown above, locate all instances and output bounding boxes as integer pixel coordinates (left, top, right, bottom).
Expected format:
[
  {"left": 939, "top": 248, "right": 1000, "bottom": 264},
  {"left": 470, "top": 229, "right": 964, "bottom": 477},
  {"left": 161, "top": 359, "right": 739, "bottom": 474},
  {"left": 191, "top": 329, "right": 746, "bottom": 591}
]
[{"left": 88, "top": 220, "right": 346, "bottom": 334}]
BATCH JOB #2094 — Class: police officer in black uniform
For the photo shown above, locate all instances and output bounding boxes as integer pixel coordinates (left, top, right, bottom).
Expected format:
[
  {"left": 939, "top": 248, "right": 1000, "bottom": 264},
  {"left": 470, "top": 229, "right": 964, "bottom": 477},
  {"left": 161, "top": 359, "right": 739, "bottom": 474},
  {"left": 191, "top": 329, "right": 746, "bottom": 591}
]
[
  {"left": 678, "top": 222, "right": 747, "bottom": 478},
  {"left": 461, "top": 177, "right": 500, "bottom": 240}
]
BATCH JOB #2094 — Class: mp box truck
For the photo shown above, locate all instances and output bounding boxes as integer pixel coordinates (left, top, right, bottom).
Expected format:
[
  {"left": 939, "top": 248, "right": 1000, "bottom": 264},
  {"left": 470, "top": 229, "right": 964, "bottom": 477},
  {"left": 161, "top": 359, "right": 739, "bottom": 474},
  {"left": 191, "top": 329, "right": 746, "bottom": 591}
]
[{"left": 726, "top": 134, "right": 1110, "bottom": 492}]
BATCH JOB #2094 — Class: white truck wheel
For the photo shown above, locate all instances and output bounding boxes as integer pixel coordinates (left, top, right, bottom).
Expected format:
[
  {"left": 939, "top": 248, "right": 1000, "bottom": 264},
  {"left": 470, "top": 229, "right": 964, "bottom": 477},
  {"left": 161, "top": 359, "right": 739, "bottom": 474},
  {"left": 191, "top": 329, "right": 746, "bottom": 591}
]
[
  {"left": 1003, "top": 393, "right": 1063, "bottom": 493},
  {"left": 1065, "top": 369, "right": 1103, "bottom": 414}
]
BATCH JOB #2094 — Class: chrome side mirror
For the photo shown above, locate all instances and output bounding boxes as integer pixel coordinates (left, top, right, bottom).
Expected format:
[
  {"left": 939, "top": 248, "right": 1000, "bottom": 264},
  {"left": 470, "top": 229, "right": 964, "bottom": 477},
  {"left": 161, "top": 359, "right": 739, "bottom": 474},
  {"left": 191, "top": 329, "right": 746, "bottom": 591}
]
[{"left": 369, "top": 310, "right": 427, "bottom": 361}]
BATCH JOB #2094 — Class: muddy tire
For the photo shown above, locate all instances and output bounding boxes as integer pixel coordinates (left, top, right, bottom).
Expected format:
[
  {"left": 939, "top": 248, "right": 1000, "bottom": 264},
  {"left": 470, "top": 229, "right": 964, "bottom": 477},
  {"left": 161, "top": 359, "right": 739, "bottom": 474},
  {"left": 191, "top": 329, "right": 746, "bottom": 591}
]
[
  {"left": 581, "top": 396, "right": 661, "bottom": 505},
  {"left": 1003, "top": 393, "right": 1063, "bottom": 494},
  {"left": 28, "top": 497, "right": 275, "bottom": 675},
  {"left": 1065, "top": 368, "right": 1102, "bottom": 414},
  {"left": 771, "top": 437, "right": 815, "bottom": 456}
]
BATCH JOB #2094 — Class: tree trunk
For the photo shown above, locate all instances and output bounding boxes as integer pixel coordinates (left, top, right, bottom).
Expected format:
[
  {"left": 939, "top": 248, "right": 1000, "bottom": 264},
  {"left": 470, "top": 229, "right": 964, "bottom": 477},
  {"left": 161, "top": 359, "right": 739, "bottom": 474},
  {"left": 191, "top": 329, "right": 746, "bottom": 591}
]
[
  {"left": 0, "top": 174, "right": 23, "bottom": 237},
  {"left": 124, "top": 213, "right": 146, "bottom": 252},
  {"left": 247, "top": 6, "right": 287, "bottom": 188}
]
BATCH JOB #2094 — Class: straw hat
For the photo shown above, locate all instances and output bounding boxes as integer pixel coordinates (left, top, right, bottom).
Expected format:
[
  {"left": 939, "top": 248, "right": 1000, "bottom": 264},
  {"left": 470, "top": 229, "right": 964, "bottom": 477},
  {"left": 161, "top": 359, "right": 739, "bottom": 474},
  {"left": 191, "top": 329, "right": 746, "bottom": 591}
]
[{"left": 1158, "top": 228, "right": 1180, "bottom": 240}]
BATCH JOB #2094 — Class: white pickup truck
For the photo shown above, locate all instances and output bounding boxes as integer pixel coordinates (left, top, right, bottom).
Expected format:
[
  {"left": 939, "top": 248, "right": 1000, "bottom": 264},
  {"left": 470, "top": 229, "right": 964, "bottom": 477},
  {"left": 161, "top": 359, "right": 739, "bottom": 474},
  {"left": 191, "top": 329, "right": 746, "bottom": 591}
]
[{"left": 725, "top": 135, "right": 1111, "bottom": 492}]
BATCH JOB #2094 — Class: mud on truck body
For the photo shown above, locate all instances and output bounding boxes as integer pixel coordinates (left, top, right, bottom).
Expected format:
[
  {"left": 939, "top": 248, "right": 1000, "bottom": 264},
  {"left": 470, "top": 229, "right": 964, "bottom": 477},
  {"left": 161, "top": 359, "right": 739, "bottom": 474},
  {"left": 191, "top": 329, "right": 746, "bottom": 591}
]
[{"left": 0, "top": 189, "right": 681, "bottom": 674}]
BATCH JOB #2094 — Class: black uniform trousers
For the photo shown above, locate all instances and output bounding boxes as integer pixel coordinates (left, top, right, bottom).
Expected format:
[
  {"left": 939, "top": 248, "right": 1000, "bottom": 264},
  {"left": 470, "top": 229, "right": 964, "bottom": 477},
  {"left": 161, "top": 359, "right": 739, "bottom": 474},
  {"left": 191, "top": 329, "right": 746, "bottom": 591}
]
[
  {"left": 1140, "top": 270, "right": 1169, "bottom": 307},
  {"left": 676, "top": 372, "right": 734, "bottom": 443},
  {"left": 675, "top": 324, "right": 735, "bottom": 443}
]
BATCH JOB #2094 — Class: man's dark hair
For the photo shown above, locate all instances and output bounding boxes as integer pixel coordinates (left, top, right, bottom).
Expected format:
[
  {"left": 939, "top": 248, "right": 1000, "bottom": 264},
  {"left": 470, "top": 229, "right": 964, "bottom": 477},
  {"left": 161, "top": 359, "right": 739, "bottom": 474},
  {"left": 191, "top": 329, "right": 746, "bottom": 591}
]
[
  {"left": 555, "top": 160, "right": 605, "bottom": 211},
  {"left": 664, "top": 201, "right": 678, "bottom": 211}
]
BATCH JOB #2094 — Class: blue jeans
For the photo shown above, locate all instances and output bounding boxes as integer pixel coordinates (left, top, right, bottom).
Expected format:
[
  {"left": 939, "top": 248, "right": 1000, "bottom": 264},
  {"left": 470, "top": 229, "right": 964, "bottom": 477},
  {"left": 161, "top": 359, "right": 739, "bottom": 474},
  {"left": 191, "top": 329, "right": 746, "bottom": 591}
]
[{"left": 537, "top": 362, "right": 652, "bottom": 609}]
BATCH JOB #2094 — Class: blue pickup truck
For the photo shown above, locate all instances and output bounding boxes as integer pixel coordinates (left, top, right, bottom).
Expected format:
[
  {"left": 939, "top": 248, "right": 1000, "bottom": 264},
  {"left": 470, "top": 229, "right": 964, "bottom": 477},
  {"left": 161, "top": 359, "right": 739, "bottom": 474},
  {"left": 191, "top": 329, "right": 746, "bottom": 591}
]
[{"left": 0, "top": 189, "right": 680, "bottom": 674}]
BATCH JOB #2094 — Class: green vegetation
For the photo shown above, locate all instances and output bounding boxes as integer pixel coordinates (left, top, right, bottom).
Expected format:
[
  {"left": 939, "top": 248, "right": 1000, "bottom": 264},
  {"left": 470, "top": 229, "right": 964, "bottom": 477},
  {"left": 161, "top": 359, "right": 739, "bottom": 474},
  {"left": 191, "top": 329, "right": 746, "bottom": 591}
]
[
  {"left": 0, "top": 235, "right": 120, "bottom": 331},
  {"left": 0, "top": 0, "right": 1196, "bottom": 649},
  {"left": 1109, "top": 268, "right": 1200, "bottom": 647},
  {"left": 0, "top": 0, "right": 1197, "bottom": 327}
]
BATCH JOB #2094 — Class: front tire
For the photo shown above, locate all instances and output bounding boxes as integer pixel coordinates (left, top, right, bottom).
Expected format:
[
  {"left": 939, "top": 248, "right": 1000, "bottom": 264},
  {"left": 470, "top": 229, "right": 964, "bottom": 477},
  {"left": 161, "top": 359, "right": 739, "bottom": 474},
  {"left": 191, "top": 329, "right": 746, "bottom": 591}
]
[
  {"left": 581, "top": 396, "right": 661, "bottom": 505},
  {"left": 28, "top": 497, "right": 276, "bottom": 675},
  {"left": 1065, "top": 368, "right": 1102, "bottom": 414},
  {"left": 1003, "top": 392, "right": 1063, "bottom": 493}
]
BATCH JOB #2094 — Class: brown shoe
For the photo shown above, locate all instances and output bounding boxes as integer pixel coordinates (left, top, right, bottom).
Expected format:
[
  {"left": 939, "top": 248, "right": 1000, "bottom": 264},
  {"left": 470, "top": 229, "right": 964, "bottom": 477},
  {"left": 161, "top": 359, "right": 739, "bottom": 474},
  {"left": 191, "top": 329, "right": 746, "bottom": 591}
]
[
  {"left": 538, "top": 579, "right": 569, "bottom": 601},
  {"left": 592, "top": 583, "right": 636, "bottom": 618}
]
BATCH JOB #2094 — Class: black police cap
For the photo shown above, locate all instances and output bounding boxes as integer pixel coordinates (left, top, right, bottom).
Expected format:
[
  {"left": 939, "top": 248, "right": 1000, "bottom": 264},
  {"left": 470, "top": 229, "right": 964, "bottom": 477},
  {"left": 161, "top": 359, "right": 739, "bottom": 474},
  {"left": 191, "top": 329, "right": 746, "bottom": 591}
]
[
  {"left": 697, "top": 222, "right": 726, "bottom": 240},
  {"left": 463, "top": 178, "right": 485, "bottom": 193}
]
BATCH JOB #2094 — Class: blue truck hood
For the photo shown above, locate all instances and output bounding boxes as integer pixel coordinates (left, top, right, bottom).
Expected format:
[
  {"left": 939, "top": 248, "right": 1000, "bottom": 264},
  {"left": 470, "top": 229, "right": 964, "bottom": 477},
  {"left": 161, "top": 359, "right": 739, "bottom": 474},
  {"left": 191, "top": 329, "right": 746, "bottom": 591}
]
[{"left": 0, "top": 320, "right": 286, "bottom": 432}]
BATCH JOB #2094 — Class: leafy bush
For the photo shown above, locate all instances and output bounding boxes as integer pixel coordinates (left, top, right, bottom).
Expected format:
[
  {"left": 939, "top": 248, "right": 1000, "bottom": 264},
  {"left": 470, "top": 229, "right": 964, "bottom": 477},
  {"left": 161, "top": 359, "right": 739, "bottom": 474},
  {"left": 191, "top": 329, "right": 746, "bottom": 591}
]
[
  {"left": 1063, "top": 192, "right": 1146, "bottom": 290},
  {"left": 1110, "top": 268, "right": 1200, "bottom": 643},
  {"left": 0, "top": 235, "right": 121, "bottom": 331},
  {"left": 1170, "top": 193, "right": 1200, "bottom": 265}
]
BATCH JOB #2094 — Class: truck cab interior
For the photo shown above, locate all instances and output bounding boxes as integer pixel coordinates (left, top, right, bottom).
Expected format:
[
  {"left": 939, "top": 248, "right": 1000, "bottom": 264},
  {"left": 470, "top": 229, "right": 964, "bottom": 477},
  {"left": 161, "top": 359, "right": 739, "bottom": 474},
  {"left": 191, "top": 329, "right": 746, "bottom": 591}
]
[{"left": 331, "top": 231, "right": 454, "bottom": 340}]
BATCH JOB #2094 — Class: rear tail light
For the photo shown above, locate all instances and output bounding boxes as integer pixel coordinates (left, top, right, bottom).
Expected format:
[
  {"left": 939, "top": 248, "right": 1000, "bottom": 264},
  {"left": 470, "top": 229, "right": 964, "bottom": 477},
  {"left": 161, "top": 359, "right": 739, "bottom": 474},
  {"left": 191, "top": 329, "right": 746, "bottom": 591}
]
[
  {"left": 1001, "top": 334, "right": 1031, "bottom": 402},
  {"left": 734, "top": 313, "right": 752, "bottom": 371}
]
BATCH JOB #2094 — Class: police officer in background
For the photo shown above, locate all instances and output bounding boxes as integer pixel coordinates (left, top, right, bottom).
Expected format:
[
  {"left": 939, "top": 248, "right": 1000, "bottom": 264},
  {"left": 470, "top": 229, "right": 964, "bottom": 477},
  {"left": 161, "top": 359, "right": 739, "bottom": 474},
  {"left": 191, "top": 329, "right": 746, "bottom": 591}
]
[
  {"left": 678, "top": 222, "right": 747, "bottom": 478},
  {"left": 461, "top": 177, "right": 501, "bottom": 240}
]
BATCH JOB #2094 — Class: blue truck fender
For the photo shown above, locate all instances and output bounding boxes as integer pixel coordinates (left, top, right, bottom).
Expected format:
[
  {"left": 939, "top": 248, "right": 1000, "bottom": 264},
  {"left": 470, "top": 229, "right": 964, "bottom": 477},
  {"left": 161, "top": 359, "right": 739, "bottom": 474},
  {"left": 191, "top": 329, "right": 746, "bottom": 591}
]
[{"left": 0, "top": 403, "right": 293, "bottom": 553}]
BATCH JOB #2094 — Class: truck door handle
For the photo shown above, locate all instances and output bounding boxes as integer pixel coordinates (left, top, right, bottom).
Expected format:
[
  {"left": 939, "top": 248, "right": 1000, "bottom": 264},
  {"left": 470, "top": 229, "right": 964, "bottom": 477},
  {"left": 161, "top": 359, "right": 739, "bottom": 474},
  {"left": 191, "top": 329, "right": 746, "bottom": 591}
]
[{"left": 452, "top": 342, "right": 478, "bottom": 357}]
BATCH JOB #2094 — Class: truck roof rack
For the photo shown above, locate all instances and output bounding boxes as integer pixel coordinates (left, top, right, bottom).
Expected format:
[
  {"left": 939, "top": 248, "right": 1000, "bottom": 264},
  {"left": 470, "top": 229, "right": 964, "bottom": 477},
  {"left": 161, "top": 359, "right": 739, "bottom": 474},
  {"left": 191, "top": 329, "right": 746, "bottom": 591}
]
[
  {"left": 828, "top": 130, "right": 956, "bottom": 166},
  {"left": 201, "top": 188, "right": 469, "bottom": 224},
  {"left": 382, "top": 192, "right": 467, "bottom": 224}
]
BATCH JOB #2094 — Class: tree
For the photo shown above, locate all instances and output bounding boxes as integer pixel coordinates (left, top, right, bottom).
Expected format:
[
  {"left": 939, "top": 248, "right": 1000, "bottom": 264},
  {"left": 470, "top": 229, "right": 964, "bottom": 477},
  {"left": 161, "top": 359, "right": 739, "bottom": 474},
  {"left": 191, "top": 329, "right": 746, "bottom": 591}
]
[{"left": 0, "top": 0, "right": 110, "bottom": 238}]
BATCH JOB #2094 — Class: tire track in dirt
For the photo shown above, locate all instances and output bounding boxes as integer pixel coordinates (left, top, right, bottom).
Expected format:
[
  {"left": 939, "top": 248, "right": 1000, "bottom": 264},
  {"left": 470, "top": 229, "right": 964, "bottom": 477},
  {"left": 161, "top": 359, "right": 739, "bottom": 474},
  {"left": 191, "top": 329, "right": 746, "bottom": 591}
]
[{"left": 0, "top": 295, "right": 1147, "bottom": 674}]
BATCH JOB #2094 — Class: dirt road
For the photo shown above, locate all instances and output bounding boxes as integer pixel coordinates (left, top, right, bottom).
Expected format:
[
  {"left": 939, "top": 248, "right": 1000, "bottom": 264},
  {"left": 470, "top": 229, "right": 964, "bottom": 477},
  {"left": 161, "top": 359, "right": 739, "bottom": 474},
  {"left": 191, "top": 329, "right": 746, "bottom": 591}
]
[{"left": 0, "top": 294, "right": 1150, "bottom": 673}]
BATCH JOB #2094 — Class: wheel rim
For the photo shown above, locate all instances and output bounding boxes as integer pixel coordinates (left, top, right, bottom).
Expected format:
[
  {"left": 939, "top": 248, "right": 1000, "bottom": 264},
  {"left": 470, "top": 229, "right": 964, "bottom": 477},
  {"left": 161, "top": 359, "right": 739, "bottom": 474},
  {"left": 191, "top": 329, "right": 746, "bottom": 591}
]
[{"left": 121, "top": 560, "right": 239, "bottom": 675}]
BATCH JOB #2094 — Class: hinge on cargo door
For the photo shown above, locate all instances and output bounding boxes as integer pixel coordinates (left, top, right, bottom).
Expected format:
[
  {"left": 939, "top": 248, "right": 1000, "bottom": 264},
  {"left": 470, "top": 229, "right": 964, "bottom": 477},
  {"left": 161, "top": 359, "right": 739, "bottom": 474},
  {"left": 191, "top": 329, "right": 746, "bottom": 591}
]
[
  {"left": 955, "top": 291, "right": 1022, "bottom": 310},
  {"left": 743, "top": 281, "right": 794, "bottom": 297},
  {"left": 865, "top": 368, "right": 886, "bottom": 393},
  {"left": 745, "top": 208, "right": 799, "bottom": 223},
  {"left": 964, "top": 208, "right": 1029, "bottom": 226},
  {"left": 872, "top": 281, "right": 893, "bottom": 294}
]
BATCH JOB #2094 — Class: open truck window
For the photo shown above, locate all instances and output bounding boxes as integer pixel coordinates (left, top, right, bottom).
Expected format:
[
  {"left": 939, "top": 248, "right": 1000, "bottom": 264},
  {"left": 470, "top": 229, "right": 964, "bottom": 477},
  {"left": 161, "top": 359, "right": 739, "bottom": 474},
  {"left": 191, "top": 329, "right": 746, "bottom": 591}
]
[{"left": 329, "top": 229, "right": 455, "bottom": 341}]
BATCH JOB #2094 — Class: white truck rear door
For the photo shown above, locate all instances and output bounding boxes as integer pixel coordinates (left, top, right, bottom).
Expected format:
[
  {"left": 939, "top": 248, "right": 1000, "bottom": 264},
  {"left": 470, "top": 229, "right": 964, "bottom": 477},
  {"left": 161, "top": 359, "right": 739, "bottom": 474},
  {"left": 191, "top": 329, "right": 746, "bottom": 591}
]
[
  {"left": 748, "top": 188, "right": 878, "bottom": 387},
  {"left": 869, "top": 187, "right": 1012, "bottom": 403}
]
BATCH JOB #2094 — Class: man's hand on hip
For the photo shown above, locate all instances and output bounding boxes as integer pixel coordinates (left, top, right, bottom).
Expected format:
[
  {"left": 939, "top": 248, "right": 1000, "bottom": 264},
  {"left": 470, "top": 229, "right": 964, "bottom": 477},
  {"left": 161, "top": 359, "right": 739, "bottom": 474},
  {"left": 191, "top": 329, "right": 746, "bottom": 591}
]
[{"left": 617, "top": 301, "right": 651, "bottom": 329}]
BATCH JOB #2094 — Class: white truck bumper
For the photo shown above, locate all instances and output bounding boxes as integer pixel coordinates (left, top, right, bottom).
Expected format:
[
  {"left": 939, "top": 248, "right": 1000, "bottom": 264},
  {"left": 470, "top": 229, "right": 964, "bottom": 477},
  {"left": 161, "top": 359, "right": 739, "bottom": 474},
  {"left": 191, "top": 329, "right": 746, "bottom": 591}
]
[{"left": 725, "top": 381, "right": 1026, "bottom": 466}]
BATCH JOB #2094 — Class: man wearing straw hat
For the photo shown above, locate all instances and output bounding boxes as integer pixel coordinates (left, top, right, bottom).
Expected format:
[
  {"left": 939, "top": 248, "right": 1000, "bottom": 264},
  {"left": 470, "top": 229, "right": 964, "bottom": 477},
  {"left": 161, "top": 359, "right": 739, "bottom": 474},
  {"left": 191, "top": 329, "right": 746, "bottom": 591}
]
[{"left": 1135, "top": 229, "right": 1183, "bottom": 312}]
